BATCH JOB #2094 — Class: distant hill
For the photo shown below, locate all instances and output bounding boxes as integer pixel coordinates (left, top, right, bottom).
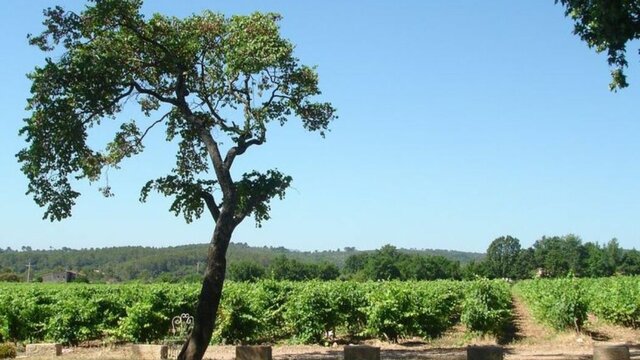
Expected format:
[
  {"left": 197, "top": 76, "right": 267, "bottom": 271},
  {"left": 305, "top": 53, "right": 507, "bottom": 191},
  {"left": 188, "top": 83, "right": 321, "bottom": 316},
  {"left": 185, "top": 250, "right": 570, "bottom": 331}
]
[{"left": 0, "top": 242, "right": 483, "bottom": 282}]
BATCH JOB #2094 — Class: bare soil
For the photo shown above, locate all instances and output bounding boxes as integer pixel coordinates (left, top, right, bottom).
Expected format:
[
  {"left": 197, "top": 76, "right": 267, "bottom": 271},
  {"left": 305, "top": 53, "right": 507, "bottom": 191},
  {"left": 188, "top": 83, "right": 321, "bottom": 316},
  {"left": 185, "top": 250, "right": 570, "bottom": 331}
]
[{"left": 14, "top": 298, "right": 640, "bottom": 359}]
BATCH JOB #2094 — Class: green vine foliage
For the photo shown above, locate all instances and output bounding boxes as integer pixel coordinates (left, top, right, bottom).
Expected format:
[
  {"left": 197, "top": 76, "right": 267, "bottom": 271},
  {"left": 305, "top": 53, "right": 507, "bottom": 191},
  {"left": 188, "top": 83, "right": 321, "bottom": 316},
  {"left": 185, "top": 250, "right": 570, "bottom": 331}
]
[
  {"left": 460, "top": 279, "right": 512, "bottom": 335},
  {"left": 586, "top": 276, "right": 640, "bottom": 328},
  {"left": 515, "top": 276, "right": 588, "bottom": 332},
  {"left": 364, "top": 281, "right": 464, "bottom": 342},
  {"left": 6, "top": 279, "right": 638, "bottom": 344},
  {"left": 213, "top": 283, "right": 270, "bottom": 344}
]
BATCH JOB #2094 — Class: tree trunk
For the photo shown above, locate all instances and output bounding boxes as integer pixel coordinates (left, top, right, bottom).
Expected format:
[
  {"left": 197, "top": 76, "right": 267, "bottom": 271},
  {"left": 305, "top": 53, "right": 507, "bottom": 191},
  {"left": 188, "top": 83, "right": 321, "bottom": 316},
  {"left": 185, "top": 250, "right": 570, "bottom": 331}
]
[{"left": 177, "top": 219, "right": 234, "bottom": 360}]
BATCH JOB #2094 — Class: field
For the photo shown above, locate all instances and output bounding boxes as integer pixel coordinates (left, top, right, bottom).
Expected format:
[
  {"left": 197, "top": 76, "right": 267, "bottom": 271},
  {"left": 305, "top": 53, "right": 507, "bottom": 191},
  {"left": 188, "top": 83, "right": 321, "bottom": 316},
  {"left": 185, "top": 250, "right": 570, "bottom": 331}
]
[{"left": 1, "top": 277, "right": 640, "bottom": 359}]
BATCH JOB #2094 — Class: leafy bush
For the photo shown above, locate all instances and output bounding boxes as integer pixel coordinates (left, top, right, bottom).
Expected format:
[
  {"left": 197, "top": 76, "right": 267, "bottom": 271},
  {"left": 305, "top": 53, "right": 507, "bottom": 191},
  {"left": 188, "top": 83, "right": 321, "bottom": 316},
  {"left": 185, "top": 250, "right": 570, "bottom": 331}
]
[
  {"left": 0, "top": 343, "right": 16, "bottom": 359},
  {"left": 332, "top": 281, "right": 369, "bottom": 336},
  {"left": 515, "top": 277, "right": 587, "bottom": 331},
  {"left": 461, "top": 279, "right": 511, "bottom": 335},
  {"left": 365, "top": 281, "right": 462, "bottom": 341},
  {"left": 587, "top": 276, "right": 640, "bottom": 328},
  {"left": 46, "top": 293, "right": 101, "bottom": 344},
  {"left": 365, "top": 282, "right": 416, "bottom": 341},
  {"left": 112, "top": 285, "right": 197, "bottom": 343},
  {"left": 283, "top": 281, "right": 351, "bottom": 343},
  {"left": 213, "top": 282, "right": 268, "bottom": 344},
  {"left": 0, "top": 279, "right": 545, "bottom": 344}
]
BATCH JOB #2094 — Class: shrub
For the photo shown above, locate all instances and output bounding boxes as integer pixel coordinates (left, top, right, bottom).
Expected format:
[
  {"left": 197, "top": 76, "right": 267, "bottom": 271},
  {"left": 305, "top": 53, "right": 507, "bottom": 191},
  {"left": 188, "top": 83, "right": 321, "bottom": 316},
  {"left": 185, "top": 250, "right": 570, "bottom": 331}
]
[
  {"left": 515, "top": 277, "right": 587, "bottom": 331},
  {"left": 588, "top": 276, "right": 640, "bottom": 328},
  {"left": 461, "top": 279, "right": 512, "bottom": 335},
  {"left": 0, "top": 343, "right": 16, "bottom": 359},
  {"left": 213, "top": 283, "right": 268, "bottom": 344},
  {"left": 365, "top": 281, "right": 462, "bottom": 341}
]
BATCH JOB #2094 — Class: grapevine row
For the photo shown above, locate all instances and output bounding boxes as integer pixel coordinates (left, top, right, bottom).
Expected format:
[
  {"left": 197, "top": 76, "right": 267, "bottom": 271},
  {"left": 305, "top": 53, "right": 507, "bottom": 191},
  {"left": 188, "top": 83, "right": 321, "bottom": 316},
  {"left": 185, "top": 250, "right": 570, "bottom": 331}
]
[
  {"left": 0, "top": 280, "right": 511, "bottom": 344},
  {"left": 514, "top": 276, "right": 640, "bottom": 331}
]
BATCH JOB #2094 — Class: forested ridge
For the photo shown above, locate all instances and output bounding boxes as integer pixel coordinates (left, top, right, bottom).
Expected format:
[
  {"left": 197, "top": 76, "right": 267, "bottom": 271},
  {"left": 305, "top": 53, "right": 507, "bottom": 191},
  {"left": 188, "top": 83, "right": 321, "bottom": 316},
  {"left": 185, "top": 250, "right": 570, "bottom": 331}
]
[
  {"left": 0, "top": 242, "right": 482, "bottom": 282},
  {"left": 2, "top": 234, "right": 640, "bottom": 283}
]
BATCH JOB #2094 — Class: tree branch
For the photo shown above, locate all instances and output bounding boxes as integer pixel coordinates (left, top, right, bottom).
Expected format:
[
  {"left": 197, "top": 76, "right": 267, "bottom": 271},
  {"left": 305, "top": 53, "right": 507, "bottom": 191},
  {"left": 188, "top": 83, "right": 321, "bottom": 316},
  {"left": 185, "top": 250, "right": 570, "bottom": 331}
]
[
  {"left": 195, "top": 65, "right": 238, "bottom": 135},
  {"left": 228, "top": 75, "right": 251, "bottom": 107},
  {"left": 136, "top": 111, "right": 171, "bottom": 146},
  {"left": 132, "top": 81, "right": 178, "bottom": 105},
  {"left": 223, "top": 138, "right": 264, "bottom": 169},
  {"left": 200, "top": 190, "right": 220, "bottom": 221},
  {"left": 80, "top": 84, "right": 135, "bottom": 125},
  {"left": 172, "top": 79, "right": 235, "bottom": 203},
  {"left": 117, "top": 19, "right": 172, "bottom": 57}
]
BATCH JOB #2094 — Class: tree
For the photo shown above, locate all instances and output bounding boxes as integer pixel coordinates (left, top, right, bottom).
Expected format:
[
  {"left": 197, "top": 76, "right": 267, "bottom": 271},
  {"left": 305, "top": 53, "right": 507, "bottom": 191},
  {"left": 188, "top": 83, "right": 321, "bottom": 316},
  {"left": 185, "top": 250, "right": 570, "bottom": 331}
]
[
  {"left": 532, "top": 234, "right": 585, "bottom": 277},
  {"left": 363, "top": 245, "right": 403, "bottom": 280},
  {"left": 556, "top": 0, "right": 640, "bottom": 90},
  {"left": 582, "top": 242, "right": 610, "bottom": 277},
  {"left": 461, "top": 260, "right": 488, "bottom": 280},
  {"left": 515, "top": 247, "right": 536, "bottom": 279},
  {"left": 227, "top": 261, "right": 265, "bottom": 282},
  {"left": 343, "top": 252, "right": 369, "bottom": 276},
  {"left": 315, "top": 261, "right": 340, "bottom": 280},
  {"left": 18, "top": 2, "right": 335, "bottom": 359},
  {"left": 485, "top": 235, "right": 522, "bottom": 279},
  {"left": 604, "top": 238, "right": 623, "bottom": 272},
  {"left": 399, "top": 254, "right": 460, "bottom": 280},
  {"left": 268, "top": 255, "right": 310, "bottom": 281},
  {"left": 619, "top": 248, "right": 640, "bottom": 275}
]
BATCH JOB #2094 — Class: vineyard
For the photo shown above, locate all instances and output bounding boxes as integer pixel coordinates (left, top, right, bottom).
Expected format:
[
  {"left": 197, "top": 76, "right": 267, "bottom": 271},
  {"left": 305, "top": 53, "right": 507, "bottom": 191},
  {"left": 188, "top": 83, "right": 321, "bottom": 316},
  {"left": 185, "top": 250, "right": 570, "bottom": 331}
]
[
  {"left": 0, "top": 277, "right": 639, "bottom": 347},
  {"left": 515, "top": 276, "right": 640, "bottom": 331}
]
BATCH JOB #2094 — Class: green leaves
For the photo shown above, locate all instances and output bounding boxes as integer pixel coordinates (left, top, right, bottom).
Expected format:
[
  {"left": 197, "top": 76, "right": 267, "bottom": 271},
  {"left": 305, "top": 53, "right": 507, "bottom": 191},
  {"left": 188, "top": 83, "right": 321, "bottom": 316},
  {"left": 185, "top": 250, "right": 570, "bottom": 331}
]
[
  {"left": 224, "top": 13, "right": 292, "bottom": 75},
  {"left": 140, "top": 177, "right": 217, "bottom": 223},
  {"left": 515, "top": 277, "right": 588, "bottom": 331},
  {"left": 556, "top": 0, "right": 639, "bottom": 90},
  {"left": 19, "top": 1, "right": 335, "bottom": 225},
  {"left": 365, "top": 281, "right": 463, "bottom": 341},
  {"left": 586, "top": 277, "right": 640, "bottom": 328},
  {"left": 461, "top": 279, "right": 512, "bottom": 335},
  {"left": 235, "top": 170, "right": 292, "bottom": 226}
]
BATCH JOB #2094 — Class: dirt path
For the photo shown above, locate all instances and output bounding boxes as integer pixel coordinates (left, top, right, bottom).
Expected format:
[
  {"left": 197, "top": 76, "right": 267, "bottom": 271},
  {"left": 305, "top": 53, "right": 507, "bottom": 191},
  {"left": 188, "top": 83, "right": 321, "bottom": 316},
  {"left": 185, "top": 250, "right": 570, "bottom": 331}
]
[
  {"left": 503, "top": 295, "right": 640, "bottom": 359},
  {"left": 508, "top": 295, "right": 556, "bottom": 345}
]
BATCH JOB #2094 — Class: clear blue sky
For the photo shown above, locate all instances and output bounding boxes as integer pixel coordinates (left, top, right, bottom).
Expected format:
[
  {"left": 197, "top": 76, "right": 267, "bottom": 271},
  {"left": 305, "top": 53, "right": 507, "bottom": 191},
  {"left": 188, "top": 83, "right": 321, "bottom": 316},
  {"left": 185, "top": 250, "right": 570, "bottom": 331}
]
[{"left": 1, "top": 1, "right": 639, "bottom": 253}]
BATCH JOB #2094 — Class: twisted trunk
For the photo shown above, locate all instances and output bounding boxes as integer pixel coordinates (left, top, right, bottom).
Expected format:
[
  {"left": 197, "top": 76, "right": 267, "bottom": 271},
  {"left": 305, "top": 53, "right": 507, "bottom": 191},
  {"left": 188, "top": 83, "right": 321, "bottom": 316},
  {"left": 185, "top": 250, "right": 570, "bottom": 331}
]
[{"left": 177, "top": 215, "right": 235, "bottom": 360}]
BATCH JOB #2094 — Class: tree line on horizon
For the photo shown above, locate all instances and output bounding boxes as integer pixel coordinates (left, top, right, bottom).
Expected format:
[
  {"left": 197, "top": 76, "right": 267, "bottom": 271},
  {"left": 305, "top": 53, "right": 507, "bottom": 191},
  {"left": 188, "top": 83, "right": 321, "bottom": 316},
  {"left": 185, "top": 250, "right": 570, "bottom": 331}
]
[
  {"left": 0, "top": 242, "right": 480, "bottom": 283},
  {"left": 1, "top": 234, "right": 638, "bottom": 283},
  {"left": 229, "top": 235, "right": 640, "bottom": 282}
]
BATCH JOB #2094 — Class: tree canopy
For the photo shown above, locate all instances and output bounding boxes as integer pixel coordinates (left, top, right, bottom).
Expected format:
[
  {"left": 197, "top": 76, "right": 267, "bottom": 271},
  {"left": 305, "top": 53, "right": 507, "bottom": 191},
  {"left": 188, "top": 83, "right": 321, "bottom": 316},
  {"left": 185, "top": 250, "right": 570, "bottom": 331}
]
[
  {"left": 485, "top": 235, "right": 522, "bottom": 279},
  {"left": 19, "top": 1, "right": 335, "bottom": 358},
  {"left": 19, "top": 0, "right": 335, "bottom": 224},
  {"left": 556, "top": 0, "right": 640, "bottom": 90}
]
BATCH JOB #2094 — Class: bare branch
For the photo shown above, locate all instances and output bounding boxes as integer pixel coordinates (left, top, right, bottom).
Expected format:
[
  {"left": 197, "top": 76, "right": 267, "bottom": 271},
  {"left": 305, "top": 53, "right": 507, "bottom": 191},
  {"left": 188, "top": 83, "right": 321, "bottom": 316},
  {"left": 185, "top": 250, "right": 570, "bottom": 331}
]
[
  {"left": 228, "top": 78, "right": 248, "bottom": 106},
  {"left": 200, "top": 190, "right": 220, "bottom": 221},
  {"left": 223, "top": 137, "right": 264, "bottom": 169},
  {"left": 136, "top": 111, "right": 171, "bottom": 145},
  {"left": 132, "top": 81, "right": 178, "bottom": 106}
]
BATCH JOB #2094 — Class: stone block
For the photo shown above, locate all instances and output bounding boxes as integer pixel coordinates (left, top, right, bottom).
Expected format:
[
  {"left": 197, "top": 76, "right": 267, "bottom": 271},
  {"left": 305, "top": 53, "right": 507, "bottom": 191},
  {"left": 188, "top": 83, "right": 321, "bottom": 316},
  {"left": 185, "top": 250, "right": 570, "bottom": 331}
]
[
  {"left": 236, "top": 345, "right": 272, "bottom": 360},
  {"left": 593, "top": 344, "right": 630, "bottom": 360},
  {"left": 467, "top": 345, "right": 503, "bottom": 360},
  {"left": 130, "top": 344, "right": 169, "bottom": 359},
  {"left": 25, "top": 343, "right": 62, "bottom": 357},
  {"left": 344, "top": 345, "right": 381, "bottom": 360}
]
